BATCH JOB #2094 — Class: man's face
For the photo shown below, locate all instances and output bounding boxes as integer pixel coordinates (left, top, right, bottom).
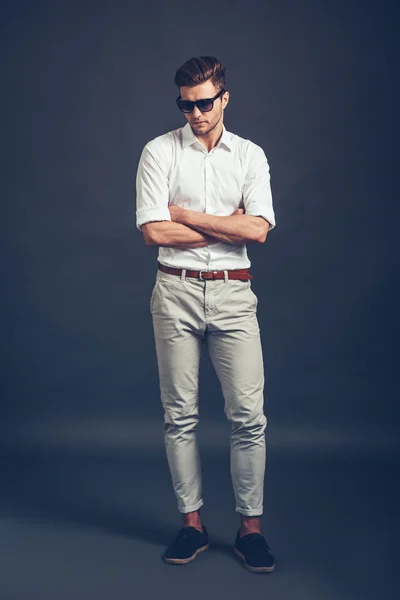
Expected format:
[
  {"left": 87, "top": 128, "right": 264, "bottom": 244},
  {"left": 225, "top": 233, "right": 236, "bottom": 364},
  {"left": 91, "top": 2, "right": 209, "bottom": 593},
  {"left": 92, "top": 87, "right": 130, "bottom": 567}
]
[{"left": 179, "top": 80, "right": 229, "bottom": 136}]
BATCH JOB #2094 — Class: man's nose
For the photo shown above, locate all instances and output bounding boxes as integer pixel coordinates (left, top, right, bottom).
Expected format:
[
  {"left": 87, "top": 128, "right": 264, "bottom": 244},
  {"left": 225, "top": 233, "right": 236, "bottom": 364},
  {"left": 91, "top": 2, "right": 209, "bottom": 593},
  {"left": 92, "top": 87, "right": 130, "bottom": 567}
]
[{"left": 192, "top": 105, "right": 202, "bottom": 118}]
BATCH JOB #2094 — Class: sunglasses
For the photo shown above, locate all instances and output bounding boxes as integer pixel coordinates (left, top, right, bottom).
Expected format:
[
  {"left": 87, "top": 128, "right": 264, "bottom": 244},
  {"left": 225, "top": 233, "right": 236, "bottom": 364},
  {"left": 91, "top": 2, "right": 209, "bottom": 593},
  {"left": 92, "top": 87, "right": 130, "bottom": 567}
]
[{"left": 176, "top": 88, "right": 225, "bottom": 113}]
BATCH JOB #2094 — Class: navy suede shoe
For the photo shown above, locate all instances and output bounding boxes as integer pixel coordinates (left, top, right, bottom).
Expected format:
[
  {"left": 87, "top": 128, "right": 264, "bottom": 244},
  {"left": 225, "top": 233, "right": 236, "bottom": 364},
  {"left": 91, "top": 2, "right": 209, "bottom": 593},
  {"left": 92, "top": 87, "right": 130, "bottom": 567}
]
[
  {"left": 234, "top": 530, "right": 275, "bottom": 573},
  {"left": 164, "top": 525, "right": 209, "bottom": 565}
]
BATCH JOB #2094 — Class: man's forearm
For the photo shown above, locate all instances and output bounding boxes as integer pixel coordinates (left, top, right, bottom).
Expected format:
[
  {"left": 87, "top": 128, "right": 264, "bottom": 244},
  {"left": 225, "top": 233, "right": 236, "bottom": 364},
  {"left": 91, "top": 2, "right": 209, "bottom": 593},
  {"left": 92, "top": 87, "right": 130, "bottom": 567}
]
[
  {"left": 144, "top": 221, "right": 221, "bottom": 248},
  {"left": 181, "top": 211, "right": 266, "bottom": 245}
]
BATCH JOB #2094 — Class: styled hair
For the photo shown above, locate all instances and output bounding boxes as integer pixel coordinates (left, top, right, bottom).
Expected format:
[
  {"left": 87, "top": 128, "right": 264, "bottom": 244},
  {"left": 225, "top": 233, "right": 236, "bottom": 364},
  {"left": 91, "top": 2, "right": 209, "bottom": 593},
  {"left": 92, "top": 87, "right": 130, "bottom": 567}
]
[{"left": 174, "top": 56, "right": 226, "bottom": 92}]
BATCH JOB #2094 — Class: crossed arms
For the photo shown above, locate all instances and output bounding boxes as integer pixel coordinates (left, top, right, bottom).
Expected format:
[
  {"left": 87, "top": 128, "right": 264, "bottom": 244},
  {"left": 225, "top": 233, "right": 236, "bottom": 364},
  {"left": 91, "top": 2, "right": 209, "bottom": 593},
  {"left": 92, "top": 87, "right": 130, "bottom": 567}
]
[
  {"left": 141, "top": 206, "right": 270, "bottom": 248},
  {"left": 137, "top": 142, "right": 275, "bottom": 248}
]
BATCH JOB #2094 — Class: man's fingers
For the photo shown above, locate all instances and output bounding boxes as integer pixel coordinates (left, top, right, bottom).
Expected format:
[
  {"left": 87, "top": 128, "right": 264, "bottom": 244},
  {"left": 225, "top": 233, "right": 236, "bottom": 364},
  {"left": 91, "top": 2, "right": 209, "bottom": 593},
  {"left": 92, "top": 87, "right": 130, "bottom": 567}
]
[{"left": 231, "top": 208, "right": 245, "bottom": 215}]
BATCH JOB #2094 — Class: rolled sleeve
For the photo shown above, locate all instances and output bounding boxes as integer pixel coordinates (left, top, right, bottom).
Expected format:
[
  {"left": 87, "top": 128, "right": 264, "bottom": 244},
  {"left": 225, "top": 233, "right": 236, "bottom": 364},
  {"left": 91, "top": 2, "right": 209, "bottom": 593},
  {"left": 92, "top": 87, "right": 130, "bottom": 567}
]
[
  {"left": 242, "top": 145, "right": 276, "bottom": 231},
  {"left": 135, "top": 145, "right": 171, "bottom": 231}
]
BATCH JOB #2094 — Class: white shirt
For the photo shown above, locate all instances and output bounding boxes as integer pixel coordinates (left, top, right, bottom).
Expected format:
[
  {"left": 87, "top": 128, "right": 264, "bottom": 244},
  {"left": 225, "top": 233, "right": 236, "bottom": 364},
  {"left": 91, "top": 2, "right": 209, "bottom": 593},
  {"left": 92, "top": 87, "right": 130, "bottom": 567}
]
[{"left": 135, "top": 121, "right": 276, "bottom": 270}]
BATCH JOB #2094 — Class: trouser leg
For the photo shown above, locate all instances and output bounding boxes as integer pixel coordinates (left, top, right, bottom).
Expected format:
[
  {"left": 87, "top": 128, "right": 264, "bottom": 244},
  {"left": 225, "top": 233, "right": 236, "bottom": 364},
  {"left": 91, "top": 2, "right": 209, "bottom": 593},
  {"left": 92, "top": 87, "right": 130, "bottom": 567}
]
[
  {"left": 151, "top": 275, "right": 205, "bottom": 513},
  {"left": 206, "top": 280, "right": 267, "bottom": 516}
]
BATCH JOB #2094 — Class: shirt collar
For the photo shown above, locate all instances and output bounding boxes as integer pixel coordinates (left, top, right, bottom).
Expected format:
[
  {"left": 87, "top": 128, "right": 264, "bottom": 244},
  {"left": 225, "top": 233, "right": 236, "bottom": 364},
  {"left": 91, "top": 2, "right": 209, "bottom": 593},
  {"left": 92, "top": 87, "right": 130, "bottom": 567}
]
[{"left": 182, "top": 121, "right": 233, "bottom": 152}]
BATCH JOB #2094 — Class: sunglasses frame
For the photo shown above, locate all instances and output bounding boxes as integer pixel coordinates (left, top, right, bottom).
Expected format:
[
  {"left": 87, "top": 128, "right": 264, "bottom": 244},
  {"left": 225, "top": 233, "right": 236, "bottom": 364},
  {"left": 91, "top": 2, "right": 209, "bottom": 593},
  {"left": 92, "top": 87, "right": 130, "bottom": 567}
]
[{"left": 176, "top": 88, "right": 226, "bottom": 113}]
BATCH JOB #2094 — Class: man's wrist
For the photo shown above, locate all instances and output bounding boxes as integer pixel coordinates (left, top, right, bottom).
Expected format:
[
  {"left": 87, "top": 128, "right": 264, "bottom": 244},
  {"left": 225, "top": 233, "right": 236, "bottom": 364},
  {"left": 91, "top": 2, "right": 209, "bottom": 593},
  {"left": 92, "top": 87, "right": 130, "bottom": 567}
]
[{"left": 203, "top": 233, "right": 219, "bottom": 246}]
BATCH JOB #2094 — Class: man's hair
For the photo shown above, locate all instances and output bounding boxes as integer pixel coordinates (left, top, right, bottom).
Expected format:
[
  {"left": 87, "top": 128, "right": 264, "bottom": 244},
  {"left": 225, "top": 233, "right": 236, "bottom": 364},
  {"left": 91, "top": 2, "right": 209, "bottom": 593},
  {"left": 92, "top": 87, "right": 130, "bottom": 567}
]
[{"left": 174, "top": 56, "right": 226, "bottom": 92}]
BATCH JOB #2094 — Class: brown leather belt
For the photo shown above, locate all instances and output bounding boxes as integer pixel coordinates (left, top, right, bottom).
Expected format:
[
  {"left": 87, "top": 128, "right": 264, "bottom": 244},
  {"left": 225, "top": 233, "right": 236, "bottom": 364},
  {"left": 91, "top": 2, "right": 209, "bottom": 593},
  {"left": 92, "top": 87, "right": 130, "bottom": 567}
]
[{"left": 158, "top": 262, "right": 253, "bottom": 281}]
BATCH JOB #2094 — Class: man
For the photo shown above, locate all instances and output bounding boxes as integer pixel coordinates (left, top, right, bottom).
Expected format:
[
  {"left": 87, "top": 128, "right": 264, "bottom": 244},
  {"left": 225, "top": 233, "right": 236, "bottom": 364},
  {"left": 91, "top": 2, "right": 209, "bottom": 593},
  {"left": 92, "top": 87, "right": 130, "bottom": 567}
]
[{"left": 135, "top": 56, "right": 276, "bottom": 573}]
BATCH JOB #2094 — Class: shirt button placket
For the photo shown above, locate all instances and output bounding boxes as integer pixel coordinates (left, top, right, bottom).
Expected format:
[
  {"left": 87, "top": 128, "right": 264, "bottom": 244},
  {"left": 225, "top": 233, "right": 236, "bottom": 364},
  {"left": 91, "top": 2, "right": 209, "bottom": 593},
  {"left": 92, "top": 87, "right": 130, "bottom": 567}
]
[{"left": 204, "top": 153, "right": 210, "bottom": 267}]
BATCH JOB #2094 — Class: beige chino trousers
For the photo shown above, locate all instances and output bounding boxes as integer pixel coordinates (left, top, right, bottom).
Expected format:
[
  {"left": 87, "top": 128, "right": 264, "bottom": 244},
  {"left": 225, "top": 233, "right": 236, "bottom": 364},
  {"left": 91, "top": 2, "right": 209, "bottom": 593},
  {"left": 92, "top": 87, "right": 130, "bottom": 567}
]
[{"left": 150, "top": 265, "right": 268, "bottom": 517}]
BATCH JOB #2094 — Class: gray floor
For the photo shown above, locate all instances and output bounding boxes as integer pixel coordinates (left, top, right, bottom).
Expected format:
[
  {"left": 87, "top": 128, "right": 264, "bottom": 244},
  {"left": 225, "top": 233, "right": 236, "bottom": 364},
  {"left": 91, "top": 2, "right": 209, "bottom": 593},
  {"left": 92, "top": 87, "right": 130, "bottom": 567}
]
[{"left": 0, "top": 445, "right": 398, "bottom": 600}]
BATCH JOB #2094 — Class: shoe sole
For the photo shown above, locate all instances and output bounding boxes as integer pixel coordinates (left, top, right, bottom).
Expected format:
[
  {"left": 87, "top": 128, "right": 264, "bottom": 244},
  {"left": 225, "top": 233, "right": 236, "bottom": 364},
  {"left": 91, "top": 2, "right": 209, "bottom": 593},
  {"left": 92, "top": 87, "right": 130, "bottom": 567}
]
[
  {"left": 234, "top": 547, "right": 275, "bottom": 573},
  {"left": 164, "top": 543, "right": 210, "bottom": 565}
]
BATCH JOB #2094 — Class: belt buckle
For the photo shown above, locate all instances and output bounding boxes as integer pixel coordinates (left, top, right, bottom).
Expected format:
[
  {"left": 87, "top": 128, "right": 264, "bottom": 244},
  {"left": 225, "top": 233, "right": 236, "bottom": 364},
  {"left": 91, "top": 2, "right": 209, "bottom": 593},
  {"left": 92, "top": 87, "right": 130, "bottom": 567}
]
[{"left": 199, "top": 270, "right": 218, "bottom": 280}]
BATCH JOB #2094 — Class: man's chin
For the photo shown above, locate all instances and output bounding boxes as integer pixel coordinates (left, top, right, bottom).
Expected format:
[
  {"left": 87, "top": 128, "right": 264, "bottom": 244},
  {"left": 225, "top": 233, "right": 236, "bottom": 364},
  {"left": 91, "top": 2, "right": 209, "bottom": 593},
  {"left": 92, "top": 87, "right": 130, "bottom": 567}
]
[{"left": 192, "top": 124, "right": 209, "bottom": 135}]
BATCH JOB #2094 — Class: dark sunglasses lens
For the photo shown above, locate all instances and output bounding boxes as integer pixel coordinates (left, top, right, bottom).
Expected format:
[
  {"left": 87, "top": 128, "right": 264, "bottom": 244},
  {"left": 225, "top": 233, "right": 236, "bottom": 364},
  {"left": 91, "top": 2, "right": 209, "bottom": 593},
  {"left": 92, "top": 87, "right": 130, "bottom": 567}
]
[
  {"left": 177, "top": 99, "right": 215, "bottom": 112},
  {"left": 178, "top": 101, "right": 194, "bottom": 113},
  {"left": 197, "top": 100, "right": 213, "bottom": 112}
]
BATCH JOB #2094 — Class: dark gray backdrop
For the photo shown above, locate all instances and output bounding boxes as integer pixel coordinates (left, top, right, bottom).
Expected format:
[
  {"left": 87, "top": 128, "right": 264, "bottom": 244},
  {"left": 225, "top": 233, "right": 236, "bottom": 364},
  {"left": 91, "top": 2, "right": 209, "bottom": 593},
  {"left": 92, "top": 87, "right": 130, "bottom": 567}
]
[{"left": 0, "top": 1, "right": 399, "bottom": 599}]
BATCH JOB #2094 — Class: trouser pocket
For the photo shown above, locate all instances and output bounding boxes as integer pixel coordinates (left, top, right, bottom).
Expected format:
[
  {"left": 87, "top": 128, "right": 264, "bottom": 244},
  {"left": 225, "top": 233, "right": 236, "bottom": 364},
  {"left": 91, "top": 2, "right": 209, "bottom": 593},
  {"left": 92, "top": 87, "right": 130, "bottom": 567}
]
[{"left": 150, "top": 282, "right": 158, "bottom": 314}]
